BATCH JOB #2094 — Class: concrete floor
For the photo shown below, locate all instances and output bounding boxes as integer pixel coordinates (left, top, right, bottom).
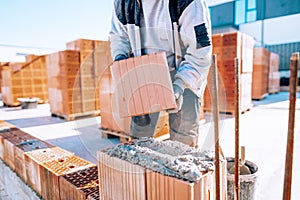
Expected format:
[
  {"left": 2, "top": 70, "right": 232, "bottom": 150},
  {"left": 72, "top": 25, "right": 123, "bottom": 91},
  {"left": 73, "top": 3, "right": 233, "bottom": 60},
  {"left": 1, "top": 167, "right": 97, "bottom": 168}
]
[{"left": 0, "top": 92, "right": 299, "bottom": 200}]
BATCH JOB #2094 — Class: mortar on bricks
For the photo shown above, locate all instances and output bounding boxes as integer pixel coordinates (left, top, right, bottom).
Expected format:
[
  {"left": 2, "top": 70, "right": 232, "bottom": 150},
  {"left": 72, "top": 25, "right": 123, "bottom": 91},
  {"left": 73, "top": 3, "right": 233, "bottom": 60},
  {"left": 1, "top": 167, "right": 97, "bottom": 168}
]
[
  {"left": 98, "top": 137, "right": 227, "bottom": 200},
  {"left": 226, "top": 157, "right": 258, "bottom": 200}
]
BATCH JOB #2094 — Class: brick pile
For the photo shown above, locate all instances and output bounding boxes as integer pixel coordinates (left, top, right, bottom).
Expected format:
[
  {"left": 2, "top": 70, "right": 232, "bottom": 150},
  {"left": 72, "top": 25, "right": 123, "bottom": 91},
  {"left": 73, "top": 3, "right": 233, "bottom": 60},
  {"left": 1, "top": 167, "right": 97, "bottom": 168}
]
[
  {"left": 204, "top": 31, "right": 255, "bottom": 113},
  {"left": 1, "top": 55, "right": 49, "bottom": 106}
]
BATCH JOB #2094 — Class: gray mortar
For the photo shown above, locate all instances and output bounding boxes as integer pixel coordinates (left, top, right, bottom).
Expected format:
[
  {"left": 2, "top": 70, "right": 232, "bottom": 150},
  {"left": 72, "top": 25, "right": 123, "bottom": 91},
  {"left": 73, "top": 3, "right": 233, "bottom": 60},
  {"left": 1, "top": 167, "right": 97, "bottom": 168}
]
[{"left": 104, "top": 137, "right": 217, "bottom": 182}]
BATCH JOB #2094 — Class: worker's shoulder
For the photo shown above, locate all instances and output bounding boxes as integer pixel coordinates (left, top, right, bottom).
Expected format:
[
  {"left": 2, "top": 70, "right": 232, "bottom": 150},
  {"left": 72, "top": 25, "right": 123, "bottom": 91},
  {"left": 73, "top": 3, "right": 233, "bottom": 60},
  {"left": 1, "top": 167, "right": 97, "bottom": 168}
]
[{"left": 113, "top": 0, "right": 140, "bottom": 26}]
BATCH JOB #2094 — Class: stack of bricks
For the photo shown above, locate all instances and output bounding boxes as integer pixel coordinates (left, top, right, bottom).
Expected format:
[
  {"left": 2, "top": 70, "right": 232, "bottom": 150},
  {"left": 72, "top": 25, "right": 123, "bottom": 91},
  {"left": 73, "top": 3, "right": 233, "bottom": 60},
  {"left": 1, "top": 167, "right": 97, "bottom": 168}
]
[
  {"left": 204, "top": 31, "right": 255, "bottom": 113},
  {"left": 268, "top": 52, "right": 280, "bottom": 94},
  {"left": 66, "top": 39, "right": 111, "bottom": 113},
  {"left": 46, "top": 50, "right": 83, "bottom": 118},
  {"left": 0, "top": 62, "right": 6, "bottom": 93},
  {"left": 1, "top": 55, "right": 49, "bottom": 106},
  {"left": 252, "top": 47, "right": 270, "bottom": 99}
]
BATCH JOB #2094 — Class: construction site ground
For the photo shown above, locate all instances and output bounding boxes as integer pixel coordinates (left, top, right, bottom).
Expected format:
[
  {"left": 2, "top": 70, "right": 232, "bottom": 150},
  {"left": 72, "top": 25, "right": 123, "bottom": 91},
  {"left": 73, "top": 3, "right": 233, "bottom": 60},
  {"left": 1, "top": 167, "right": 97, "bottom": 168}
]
[{"left": 0, "top": 91, "right": 299, "bottom": 200}]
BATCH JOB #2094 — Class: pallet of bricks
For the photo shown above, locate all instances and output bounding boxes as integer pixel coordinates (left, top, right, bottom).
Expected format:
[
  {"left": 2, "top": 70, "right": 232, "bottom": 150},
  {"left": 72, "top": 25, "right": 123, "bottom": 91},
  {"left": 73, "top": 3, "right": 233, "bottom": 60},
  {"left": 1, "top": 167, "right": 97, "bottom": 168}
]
[
  {"left": 0, "top": 120, "right": 100, "bottom": 200},
  {"left": 1, "top": 55, "right": 48, "bottom": 106},
  {"left": 204, "top": 31, "right": 255, "bottom": 114},
  {"left": 46, "top": 50, "right": 83, "bottom": 120},
  {"left": 100, "top": 52, "right": 178, "bottom": 142},
  {"left": 268, "top": 52, "right": 280, "bottom": 94},
  {"left": 0, "top": 62, "right": 9, "bottom": 93},
  {"left": 66, "top": 38, "right": 110, "bottom": 113},
  {"left": 46, "top": 38, "right": 110, "bottom": 120},
  {"left": 252, "top": 47, "right": 270, "bottom": 100}
]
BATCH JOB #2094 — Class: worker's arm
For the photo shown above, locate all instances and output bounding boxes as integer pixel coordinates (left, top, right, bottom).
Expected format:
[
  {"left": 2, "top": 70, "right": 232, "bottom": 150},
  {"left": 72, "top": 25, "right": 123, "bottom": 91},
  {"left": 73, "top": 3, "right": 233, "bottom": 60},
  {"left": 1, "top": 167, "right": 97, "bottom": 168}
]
[
  {"left": 109, "top": 0, "right": 132, "bottom": 61},
  {"left": 173, "top": 0, "right": 212, "bottom": 98}
]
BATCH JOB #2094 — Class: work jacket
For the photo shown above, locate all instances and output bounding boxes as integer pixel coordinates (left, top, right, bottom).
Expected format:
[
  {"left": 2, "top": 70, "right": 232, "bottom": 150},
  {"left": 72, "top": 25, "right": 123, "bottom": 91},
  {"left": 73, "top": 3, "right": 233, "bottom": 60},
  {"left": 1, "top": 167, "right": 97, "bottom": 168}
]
[{"left": 109, "top": 0, "right": 212, "bottom": 98}]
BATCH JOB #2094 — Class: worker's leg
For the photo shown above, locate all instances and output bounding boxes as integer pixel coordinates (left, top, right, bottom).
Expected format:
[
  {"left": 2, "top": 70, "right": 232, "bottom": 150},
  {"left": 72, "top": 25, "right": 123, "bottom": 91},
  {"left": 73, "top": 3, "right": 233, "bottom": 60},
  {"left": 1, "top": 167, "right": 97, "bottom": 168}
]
[
  {"left": 169, "top": 89, "right": 200, "bottom": 147},
  {"left": 130, "top": 112, "right": 160, "bottom": 138}
]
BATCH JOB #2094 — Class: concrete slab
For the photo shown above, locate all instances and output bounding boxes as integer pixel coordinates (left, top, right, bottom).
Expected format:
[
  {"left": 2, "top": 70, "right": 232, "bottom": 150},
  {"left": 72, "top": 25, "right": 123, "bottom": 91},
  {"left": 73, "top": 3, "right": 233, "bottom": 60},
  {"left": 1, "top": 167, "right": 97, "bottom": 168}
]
[
  {"left": 0, "top": 159, "right": 41, "bottom": 200},
  {"left": 0, "top": 91, "right": 299, "bottom": 199}
]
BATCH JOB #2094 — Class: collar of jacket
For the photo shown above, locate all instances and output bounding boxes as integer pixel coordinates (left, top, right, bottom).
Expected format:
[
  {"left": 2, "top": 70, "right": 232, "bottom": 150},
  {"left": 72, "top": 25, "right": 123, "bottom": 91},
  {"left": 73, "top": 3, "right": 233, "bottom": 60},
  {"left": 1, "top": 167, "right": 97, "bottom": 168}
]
[{"left": 115, "top": 0, "right": 194, "bottom": 26}]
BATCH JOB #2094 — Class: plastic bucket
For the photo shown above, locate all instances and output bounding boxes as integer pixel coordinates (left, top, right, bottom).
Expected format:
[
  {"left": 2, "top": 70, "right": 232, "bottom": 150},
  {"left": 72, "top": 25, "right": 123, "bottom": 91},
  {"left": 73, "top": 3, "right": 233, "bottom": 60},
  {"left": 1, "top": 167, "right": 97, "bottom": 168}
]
[{"left": 226, "top": 157, "right": 259, "bottom": 200}]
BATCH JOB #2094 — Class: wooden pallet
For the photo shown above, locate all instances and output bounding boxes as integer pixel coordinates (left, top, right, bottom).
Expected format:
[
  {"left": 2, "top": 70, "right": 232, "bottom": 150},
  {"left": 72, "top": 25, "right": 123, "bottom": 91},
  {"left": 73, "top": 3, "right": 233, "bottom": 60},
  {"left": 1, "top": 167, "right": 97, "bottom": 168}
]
[
  {"left": 280, "top": 86, "right": 300, "bottom": 92},
  {"left": 38, "top": 99, "right": 49, "bottom": 104},
  {"left": 100, "top": 128, "right": 132, "bottom": 143},
  {"left": 3, "top": 102, "right": 21, "bottom": 107},
  {"left": 252, "top": 93, "right": 268, "bottom": 101},
  {"left": 204, "top": 107, "right": 251, "bottom": 115},
  {"left": 100, "top": 126, "right": 171, "bottom": 143},
  {"left": 51, "top": 110, "right": 100, "bottom": 121},
  {"left": 269, "top": 91, "right": 279, "bottom": 95},
  {"left": 100, "top": 111, "right": 171, "bottom": 143}
]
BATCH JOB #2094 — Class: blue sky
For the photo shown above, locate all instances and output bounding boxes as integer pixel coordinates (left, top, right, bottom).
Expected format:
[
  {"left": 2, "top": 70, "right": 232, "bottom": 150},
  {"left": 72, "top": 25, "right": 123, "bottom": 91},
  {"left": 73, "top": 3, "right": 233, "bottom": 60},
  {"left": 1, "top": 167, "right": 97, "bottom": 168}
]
[{"left": 0, "top": 0, "right": 114, "bottom": 50}]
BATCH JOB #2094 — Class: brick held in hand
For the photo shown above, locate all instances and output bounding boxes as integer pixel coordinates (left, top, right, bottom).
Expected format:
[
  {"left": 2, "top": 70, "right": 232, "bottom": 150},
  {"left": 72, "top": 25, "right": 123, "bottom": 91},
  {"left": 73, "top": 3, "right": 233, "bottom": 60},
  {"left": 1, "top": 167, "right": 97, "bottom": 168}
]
[{"left": 110, "top": 52, "right": 176, "bottom": 117}]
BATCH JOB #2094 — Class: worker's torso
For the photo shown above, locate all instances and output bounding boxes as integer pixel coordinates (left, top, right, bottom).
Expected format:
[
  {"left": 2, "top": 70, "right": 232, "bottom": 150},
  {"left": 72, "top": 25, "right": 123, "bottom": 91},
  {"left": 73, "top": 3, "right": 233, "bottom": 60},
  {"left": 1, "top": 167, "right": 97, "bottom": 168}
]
[{"left": 139, "top": 0, "right": 175, "bottom": 68}]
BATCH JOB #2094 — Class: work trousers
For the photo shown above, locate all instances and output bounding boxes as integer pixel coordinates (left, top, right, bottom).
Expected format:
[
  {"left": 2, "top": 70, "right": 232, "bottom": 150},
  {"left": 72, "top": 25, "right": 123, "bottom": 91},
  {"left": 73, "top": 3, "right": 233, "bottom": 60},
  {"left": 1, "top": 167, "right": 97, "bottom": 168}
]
[{"left": 130, "top": 88, "right": 201, "bottom": 147}]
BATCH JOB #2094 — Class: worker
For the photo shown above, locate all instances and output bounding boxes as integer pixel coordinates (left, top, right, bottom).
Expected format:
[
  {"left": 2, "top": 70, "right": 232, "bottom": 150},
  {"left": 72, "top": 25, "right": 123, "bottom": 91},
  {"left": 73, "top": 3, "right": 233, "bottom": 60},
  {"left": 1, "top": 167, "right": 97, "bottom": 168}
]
[{"left": 109, "top": 0, "right": 212, "bottom": 147}]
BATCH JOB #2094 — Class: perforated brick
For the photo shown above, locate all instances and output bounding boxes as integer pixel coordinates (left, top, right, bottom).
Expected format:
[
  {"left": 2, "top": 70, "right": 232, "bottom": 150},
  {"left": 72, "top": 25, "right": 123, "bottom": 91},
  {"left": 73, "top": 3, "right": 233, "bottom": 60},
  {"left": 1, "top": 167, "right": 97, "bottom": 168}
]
[
  {"left": 39, "top": 155, "right": 96, "bottom": 200},
  {"left": 60, "top": 166, "right": 99, "bottom": 200},
  {"left": 87, "top": 189, "right": 100, "bottom": 200},
  {"left": 15, "top": 140, "right": 53, "bottom": 182},
  {"left": 24, "top": 147, "right": 74, "bottom": 195}
]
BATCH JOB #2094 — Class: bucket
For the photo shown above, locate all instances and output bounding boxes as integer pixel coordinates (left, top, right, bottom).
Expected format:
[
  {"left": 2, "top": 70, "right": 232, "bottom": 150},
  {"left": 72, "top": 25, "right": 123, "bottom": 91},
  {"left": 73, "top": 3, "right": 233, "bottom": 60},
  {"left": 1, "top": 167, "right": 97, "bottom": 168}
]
[
  {"left": 17, "top": 98, "right": 39, "bottom": 109},
  {"left": 226, "top": 157, "right": 259, "bottom": 200}
]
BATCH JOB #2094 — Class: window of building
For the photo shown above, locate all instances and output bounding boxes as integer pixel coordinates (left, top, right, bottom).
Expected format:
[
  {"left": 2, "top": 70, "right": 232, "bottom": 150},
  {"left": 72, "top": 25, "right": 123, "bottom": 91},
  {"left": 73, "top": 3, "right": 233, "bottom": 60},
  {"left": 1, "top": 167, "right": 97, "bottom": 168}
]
[{"left": 235, "top": 0, "right": 257, "bottom": 25}]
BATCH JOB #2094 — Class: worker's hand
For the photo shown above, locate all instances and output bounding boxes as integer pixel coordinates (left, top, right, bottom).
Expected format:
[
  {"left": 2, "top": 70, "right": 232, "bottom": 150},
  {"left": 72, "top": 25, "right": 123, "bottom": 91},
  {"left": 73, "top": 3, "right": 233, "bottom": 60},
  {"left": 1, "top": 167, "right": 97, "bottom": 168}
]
[
  {"left": 114, "top": 54, "right": 128, "bottom": 62},
  {"left": 168, "top": 84, "right": 183, "bottom": 114}
]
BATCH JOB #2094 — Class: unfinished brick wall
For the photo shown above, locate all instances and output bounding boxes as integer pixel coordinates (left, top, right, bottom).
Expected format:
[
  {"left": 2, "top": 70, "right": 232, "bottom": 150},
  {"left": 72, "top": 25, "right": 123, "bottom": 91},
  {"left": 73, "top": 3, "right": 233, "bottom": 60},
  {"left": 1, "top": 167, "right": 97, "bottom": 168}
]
[
  {"left": 97, "top": 139, "right": 227, "bottom": 200},
  {"left": 0, "top": 120, "right": 101, "bottom": 200}
]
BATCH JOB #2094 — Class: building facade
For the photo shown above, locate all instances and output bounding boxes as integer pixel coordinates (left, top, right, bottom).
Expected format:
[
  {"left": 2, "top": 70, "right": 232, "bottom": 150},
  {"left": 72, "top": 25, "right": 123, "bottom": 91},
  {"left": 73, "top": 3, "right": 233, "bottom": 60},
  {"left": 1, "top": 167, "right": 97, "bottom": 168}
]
[{"left": 210, "top": 0, "right": 300, "bottom": 70}]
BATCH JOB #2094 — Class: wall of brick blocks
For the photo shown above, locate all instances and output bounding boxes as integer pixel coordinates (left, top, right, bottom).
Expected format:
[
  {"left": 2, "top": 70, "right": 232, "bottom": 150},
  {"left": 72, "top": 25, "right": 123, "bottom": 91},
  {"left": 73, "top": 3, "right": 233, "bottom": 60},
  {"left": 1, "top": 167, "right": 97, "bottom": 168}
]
[
  {"left": 0, "top": 120, "right": 100, "bottom": 200},
  {"left": 98, "top": 146, "right": 227, "bottom": 200},
  {"left": 1, "top": 56, "right": 49, "bottom": 106}
]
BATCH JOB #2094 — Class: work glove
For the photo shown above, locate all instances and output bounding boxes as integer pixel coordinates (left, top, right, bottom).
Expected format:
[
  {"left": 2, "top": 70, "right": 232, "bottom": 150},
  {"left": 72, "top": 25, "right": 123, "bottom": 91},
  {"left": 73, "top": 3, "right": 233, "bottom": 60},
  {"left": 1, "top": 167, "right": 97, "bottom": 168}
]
[
  {"left": 114, "top": 54, "right": 128, "bottom": 62},
  {"left": 169, "top": 79, "right": 184, "bottom": 113}
]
